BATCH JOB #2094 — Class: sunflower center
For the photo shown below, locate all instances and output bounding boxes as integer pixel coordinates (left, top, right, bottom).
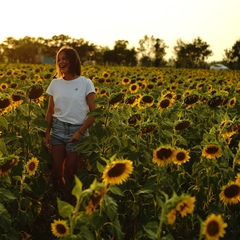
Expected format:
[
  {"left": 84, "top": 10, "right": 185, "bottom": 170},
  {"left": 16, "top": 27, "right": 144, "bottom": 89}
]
[
  {"left": 206, "top": 146, "right": 219, "bottom": 154},
  {"left": 206, "top": 220, "right": 219, "bottom": 236},
  {"left": 224, "top": 184, "right": 240, "bottom": 198},
  {"left": 56, "top": 223, "right": 67, "bottom": 234},
  {"left": 176, "top": 152, "right": 186, "bottom": 161},
  {"left": 142, "top": 96, "right": 153, "bottom": 103},
  {"left": 160, "top": 99, "right": 170, "bottom": 108},
  {"left": 28, "top": 162, "right": 36, "bottom": 171},
  {"left": 175, "top": 121, "right": 190, "bottom": 130},
  {"left": 108, "top": 163, "right": 126, "bottom": 177},
  {"left": 157, "top": 148, "right": 173, "bottom": 160}
]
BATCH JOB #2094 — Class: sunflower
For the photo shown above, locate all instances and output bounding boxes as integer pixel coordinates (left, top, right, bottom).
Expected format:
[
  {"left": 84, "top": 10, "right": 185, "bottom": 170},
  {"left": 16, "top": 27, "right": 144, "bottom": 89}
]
[
  {"left": 51, "top": 219, "right": 70, "bottom": 238},
  {"left": 158, "top": 98, "right": 173, "bottom": 110},
  {"left": 98, "top": 78, "right": 105, "bottom": 84},
  {"left": 164, "top": 91, "right": 176, "bottom": 100},
  {"left": 202, "top": 214, "right": 227, "bottom": 240},
  {"left": 174, "top": 120, "right": 191, "bottom": 131},
  {"left": 85, "top": 186, "right": 107, "bottom": 215},
  {"left": 129, "top": 83, "right": 139, "bottom": 93},
  {"left": 228, "top": 97, "right": 236, "bottom": 108},
  {"left": 175, "top": 196, "right": 196, "bottom": 217},
  {"left": 27, "top": 84, "right": 43, "bottom": 100},
  {"left": 128, "top": 114, "right": 141, "bottom": 125},
  {"left": 99, "top": 89, "right": 107, "bottom": 97},
  {"left": 153, "top": 146, "right": 175, "bottom": 167},
  {"left": 202, "top": 144, "right": 222, "bottom": 159},
  {"left": 167, "top": 208, "right": 177, "bottom": 225},
  {"left": 140, "top": 123, "right": 156, "bottom": 135},
  {"left": 207, "top": 96, "right": 224, "bottom": 108},
  {"left": 102, "top": 71, "right": 110, "bottom": 78},
  {"left": 219, "top": 181, "right": 240, "bottom": 205},
  {"left": 184, "top": 94, "right": 199, "bottom": 105},
  {"left": 109, "top": 93, "right": 125, "bottom": 106},
  {"left": 0, "top": 98, "right": 11, "bottom": 109},
  {"left": 122, "top": 77, "right": 131, "bottom": 85},
  {"left": 141, "top": 95, "right": 154, "bottom": 107},
  {"left": 172, "top": 148, "right": 190, "bottom": 165},
  {"left": 26, "top": 157, "right": 39, "bottom": 176},
  {"left": 102, "top": 159, "right": 133, "bottom": 185},
  {"left": 125, "top": 95, "right": 140, "bottom": 107},
  {"left": 0, "top": 156, "right": 19, "bottom": 176},
  {"left": 0, "top": 83, "right": 8, "bottom": 91}
]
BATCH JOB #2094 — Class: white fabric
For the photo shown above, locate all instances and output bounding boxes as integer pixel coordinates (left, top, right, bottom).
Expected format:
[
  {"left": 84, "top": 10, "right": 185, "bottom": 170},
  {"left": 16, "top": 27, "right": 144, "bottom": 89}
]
[{"left": 46, "top": 76, "right": 95, "bottom": 125}]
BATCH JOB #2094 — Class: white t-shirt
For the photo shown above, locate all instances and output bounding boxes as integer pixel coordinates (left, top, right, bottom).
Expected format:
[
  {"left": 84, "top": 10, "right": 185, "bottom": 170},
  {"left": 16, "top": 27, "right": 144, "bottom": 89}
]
[{"left": 46, "top": 76, "right": 95, "bottom": 125}]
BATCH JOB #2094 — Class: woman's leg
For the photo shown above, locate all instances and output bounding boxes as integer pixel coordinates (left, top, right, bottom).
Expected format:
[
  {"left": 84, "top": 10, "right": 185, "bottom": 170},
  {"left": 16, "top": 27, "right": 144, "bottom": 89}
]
[
  {"left": 51, "top": 144, "right": 66, "bottom": 191},
  {"left": 64, "top": 151, "right": 83, "bottom": 184}
]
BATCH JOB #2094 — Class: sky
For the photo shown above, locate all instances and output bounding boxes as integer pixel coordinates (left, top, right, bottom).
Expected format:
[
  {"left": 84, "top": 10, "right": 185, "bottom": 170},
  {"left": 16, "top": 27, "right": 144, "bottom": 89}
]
[{"left": 1, "top": 0, "right": 239, "bottom": 62}]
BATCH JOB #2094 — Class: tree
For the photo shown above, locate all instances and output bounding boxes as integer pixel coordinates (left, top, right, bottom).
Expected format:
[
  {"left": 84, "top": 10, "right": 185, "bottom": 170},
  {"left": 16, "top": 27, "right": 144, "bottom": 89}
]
[
  {"left": 103, "top": 40, "right": 137, "bottom": 66},
  {"left": 174, "top": 37, "right": 212, "bottom": 68},
  {"left": 224, "top": 40, "right": 240, "bottom": 70},
  {"left": 137, "top": 35, "right": 168, "bottom": 67}
]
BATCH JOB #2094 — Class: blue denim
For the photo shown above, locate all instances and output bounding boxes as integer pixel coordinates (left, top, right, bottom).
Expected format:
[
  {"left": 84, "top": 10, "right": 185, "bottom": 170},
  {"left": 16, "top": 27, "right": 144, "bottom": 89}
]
[{"left": 51, "top": 117, "right": 88, "bottom": 152}]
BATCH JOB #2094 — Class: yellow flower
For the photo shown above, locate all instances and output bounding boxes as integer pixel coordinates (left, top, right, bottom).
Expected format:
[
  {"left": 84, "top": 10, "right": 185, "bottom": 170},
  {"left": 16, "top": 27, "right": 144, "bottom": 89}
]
[
  {"left": 153, "top": 146, "right": 175, "bottom": 167},
  {"left": 129, "top": 83, "right": 139, "bottom": 93},
  {"left": 0, "top": 83, "right": 8, "bottom": 91},
  {"left": 167, "top": 208, "right": 177, "bottom": 225},
  {"left": 202, "top": 144, "right": 222, "bottom": 159},
  {"left": 51, "top": 219, "right": 70, "bottom": 238},
  {"left": 140, "top": 95, "right": 154, "bottom": 107},
  {"left": 0, "top": 156, "right": 19, "bottom": 176},
  {"left": 102, "top": 159, "right": 133, "bottom": 185},
  {"left": 158, "top": 98, "right": 173, "bottom": 110},
  {"left": 228, "top": 97, "right": 236, "bottom": 108},
  {"left": 122, "top": 77, "right": 131, "bottom": 85},
  {"left": 219, "top": 181, "right": 240, "bottom": 205},
  {"left": 172, "top": 148, "right": 190, "bottom": 165},
  {"left": 26, "top": 157, "right": 39, "bottom": 176},
  {"left": 85, "top": 186, "right": 107, "bottom": 215},
  {"left": 202, "top": 214, "right": 227, "bottom": 240},
  {"left": 175, "top": 196, "right": 196, "bottom": 217}
]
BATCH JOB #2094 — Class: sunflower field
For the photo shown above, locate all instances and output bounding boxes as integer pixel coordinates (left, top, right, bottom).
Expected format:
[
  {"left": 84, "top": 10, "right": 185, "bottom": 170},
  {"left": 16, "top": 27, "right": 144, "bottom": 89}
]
[{"left": 1, "top": 63, "right": 240, "bottom": 240}]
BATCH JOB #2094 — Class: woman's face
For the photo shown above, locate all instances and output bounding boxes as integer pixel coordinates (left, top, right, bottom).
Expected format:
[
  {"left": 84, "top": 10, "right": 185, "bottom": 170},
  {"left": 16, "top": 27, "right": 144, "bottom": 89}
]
[{"left": 58, "top": 51, "right": 70, "bottom": 75}]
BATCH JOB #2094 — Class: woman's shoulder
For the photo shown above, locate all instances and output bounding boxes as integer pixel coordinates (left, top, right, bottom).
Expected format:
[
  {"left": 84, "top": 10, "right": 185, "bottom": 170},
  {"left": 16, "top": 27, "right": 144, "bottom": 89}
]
[{"left": 79, "top": 76, "right": 93, "bottom": 84}]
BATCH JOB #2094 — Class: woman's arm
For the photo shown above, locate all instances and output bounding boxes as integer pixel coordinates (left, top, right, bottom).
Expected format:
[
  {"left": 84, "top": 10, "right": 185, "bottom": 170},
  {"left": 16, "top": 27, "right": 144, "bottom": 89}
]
[{"left": 44, "top": 95, "right": 54, "bottom": 148}]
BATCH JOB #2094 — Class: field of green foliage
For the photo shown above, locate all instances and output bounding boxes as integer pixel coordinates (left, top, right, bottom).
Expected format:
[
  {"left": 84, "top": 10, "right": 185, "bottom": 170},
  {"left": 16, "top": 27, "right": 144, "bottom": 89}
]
[{"left": 1, "top": 63, "right": 240, "bottom": 240}]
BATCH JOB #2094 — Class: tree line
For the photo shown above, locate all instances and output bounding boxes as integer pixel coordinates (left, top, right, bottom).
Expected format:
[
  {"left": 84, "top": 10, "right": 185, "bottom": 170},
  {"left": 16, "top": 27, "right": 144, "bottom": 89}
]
[{"left": 0, "top": 34, "right": 239, "bottom": 69}]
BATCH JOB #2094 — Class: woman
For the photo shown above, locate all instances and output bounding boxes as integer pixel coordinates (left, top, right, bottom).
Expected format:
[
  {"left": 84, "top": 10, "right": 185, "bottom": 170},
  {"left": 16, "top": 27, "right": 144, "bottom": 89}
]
[{"left": 44, "top": 46, "right": 96, "bottom": 191}]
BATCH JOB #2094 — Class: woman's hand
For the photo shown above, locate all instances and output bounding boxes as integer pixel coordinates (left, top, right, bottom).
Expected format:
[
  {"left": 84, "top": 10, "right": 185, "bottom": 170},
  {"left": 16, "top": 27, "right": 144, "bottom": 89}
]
[
  {"left": 44, "top": 132, "right": 52, "bottom": 151},
  {"left": 68, "top": 130, "right": 82, "bottom": 142}
]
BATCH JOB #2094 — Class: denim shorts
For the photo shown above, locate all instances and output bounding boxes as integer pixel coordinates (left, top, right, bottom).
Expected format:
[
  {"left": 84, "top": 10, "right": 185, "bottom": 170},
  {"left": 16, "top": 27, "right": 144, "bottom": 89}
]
[{"left": 51, "top": 118, "right": 88, "bottom": 152}]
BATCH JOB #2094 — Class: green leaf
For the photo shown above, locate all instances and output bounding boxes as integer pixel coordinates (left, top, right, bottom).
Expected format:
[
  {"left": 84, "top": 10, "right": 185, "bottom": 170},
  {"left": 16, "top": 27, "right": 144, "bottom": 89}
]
[
  {"left": 103, "top": 195, "right": 118, "bottom": 221},
  {"left": 0, "top": 116, "right": 8, "bottom": 129},
  {"left": 0, "top": 188, "right": 16, "bottom": 202},
  {"left": 0, "top": 203, "right": 12, "bottom": 230},
  {"left": 72, "top": 176, "right": 83, "bottom": 201},
  {"left": 142, "top": 221, "right": 158, "bottom": 240},
  {"left": 109, "top": 185, "right": 124, "bottom": 196},
  {"left": 108, "top": 218, "right": 124, "bottom": 240},
  {"left": 78, "top": 226, "right": 95, "bottom": 240},
  {"left": 57, "top": 199, "right": 74, "bottom": 218}
]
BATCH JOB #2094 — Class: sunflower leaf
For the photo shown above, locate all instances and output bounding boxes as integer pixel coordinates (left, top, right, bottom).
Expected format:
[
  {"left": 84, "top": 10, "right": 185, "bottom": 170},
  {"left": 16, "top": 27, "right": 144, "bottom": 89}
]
[
  {"left": 57, "top": 199, "right": 74, "bottom": 218},
  {"left": 0, "top": 116, "right": 8, "bottom": 130},
  {"left": 0, "top": 203, "right": 12, "bottom": 230},
  {"left": 72, "top": 176, "right": 83, "bottom": 202}
]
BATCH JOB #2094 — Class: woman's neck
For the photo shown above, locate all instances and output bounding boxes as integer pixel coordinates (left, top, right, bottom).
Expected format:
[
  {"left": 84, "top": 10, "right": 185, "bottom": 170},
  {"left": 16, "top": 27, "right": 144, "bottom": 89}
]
[{"left": 63, "top": 74, "right": 80, "bottom": 80}]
